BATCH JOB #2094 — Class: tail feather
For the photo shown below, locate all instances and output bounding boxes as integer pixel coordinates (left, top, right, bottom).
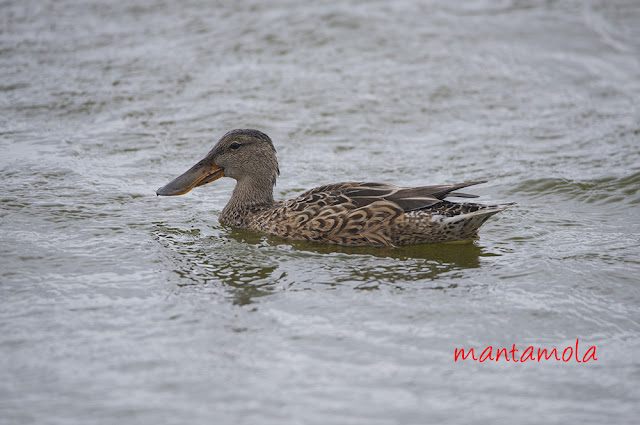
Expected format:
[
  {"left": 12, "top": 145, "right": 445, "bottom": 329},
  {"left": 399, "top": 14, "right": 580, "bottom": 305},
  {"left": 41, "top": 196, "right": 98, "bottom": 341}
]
[{"left": 442, "top": 203, "right": 514, "bottom": 225}]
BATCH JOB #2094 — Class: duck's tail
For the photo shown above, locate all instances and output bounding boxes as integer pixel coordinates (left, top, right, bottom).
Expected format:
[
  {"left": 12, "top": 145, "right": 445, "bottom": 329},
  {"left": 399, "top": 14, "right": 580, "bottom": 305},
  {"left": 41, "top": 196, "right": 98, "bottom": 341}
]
[{"left": 440, "top": 203, "right": 515, "bottom": 240}]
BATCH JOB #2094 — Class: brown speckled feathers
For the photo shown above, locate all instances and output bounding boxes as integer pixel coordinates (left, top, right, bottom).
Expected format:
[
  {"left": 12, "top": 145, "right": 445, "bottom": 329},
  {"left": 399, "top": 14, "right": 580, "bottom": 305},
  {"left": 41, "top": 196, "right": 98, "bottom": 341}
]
[{"left": 223, "top": 181, "right": 510, "bottom": 246}]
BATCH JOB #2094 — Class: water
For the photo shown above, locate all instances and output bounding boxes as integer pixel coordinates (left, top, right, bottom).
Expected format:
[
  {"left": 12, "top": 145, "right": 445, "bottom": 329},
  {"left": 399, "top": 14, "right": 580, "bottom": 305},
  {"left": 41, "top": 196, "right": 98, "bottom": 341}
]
[{"left": 1, "top": 0, "right": 639, "bottom": 423}]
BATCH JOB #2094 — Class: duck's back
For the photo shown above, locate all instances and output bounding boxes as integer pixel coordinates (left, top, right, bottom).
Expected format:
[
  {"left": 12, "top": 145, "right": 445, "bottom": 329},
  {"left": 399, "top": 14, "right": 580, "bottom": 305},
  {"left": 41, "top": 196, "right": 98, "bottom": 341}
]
[{"left": 243, "top": 181, "right": 510, "bottom": 247}]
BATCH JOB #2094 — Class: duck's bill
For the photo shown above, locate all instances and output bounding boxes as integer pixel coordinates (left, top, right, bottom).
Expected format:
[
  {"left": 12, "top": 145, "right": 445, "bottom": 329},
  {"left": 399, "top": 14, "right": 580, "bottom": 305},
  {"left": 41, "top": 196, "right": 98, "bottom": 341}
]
[{"left": 156, "top": 161, "right": 224, "bottom": 196}]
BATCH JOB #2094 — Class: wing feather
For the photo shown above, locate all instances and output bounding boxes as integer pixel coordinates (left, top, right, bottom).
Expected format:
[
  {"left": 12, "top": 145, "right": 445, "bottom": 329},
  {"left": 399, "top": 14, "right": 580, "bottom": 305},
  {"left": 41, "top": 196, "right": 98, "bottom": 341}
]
[{"left": 293, "top": 181, "right": 487, "bottom": 213}]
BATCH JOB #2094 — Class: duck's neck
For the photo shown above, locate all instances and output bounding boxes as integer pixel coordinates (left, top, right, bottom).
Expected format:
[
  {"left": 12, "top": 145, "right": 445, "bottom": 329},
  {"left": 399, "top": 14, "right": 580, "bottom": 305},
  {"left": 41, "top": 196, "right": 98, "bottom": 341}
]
[{"left": 221, "top": 176, "right": 275, "bottom": 224}]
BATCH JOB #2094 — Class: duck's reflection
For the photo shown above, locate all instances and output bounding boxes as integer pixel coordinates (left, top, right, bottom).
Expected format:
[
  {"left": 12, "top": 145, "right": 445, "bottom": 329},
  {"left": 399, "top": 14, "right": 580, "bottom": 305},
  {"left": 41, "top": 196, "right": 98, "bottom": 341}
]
[{"left": 153, "top": 224, "right": 490, "bottom": 305}]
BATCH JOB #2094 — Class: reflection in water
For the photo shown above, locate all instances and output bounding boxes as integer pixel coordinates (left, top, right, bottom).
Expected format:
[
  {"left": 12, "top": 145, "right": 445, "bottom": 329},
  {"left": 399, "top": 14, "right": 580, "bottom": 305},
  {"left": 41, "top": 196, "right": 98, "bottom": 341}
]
[
  {"left": 152, "top": 223, "right": 279, "bottom": 305},
  {"left": 153, "top": 222, "right": 491, "bottom": 304}
]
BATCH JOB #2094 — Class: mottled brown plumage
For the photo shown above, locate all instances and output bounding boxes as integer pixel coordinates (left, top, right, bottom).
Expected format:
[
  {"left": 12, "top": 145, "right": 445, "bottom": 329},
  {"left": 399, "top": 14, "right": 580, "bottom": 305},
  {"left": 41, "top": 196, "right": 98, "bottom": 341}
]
[{"left": 157, "top": 129, "right": 512, "bottom": 247}]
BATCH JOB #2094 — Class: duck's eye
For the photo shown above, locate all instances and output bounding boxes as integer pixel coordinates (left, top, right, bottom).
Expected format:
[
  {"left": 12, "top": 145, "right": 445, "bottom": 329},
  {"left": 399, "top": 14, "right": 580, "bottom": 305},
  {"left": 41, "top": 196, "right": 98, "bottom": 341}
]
[{"left": 229, "top": 142, "right": 241, "bottom": 150}]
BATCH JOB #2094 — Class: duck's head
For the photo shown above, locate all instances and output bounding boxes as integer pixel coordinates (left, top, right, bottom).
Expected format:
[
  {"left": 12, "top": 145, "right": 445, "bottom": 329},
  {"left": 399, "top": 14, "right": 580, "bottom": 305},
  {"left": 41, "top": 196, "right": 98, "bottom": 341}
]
[{"left": 156, "top": 129, "right": 280, "bottom": 196}]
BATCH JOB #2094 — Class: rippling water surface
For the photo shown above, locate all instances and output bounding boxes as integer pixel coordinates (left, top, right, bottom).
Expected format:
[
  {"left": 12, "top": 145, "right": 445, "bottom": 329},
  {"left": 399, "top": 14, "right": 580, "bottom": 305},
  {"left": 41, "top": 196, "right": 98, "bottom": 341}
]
[{"left": 2, "top": 0, "right": 639, "bottom": 424}]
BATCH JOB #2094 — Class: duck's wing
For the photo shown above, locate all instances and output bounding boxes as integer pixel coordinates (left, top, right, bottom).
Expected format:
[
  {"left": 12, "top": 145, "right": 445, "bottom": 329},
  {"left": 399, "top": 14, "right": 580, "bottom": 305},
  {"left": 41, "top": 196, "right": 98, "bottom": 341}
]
[{"left": 332, "top": 180, "right": 487, "bottom": 212}]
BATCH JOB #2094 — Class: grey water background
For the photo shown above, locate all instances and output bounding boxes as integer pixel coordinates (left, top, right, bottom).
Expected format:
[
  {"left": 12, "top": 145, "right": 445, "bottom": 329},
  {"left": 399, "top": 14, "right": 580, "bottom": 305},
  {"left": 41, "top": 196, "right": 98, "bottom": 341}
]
[{"left": 1, "top": 0, "right": 639, "bottom": 423}]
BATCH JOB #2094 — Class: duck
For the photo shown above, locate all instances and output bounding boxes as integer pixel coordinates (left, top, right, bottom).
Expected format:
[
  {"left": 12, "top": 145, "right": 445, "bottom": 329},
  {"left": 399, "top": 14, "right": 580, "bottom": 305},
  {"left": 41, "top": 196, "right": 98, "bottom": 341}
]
[{"left": 157, "top": 129, "right": 512, "bottom": 247}]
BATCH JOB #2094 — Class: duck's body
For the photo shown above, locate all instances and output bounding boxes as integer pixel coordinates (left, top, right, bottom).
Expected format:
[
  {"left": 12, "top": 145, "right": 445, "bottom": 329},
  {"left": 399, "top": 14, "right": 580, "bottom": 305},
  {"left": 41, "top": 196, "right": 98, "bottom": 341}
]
[
  {"left": 157, "top": 129, "right": 511, "bottom": 247},
  {"left": 219, "top": 181, "right": 509, "bottom": 246}
]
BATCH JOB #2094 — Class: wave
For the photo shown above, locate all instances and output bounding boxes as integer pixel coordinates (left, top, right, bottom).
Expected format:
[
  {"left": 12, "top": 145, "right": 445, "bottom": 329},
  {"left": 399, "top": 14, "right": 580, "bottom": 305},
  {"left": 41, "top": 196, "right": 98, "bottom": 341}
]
[{"left": 506, "top": 172, "right": 640, "bottom": 205}]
